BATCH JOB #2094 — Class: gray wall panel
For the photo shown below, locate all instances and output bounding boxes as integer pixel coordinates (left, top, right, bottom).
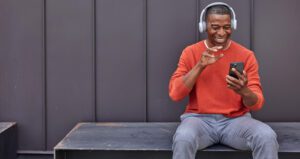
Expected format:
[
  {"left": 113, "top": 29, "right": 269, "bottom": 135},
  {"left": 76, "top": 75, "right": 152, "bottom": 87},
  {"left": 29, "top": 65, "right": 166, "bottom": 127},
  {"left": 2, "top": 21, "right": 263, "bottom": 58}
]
[
  {"left": 0, "top": 0, "right": 45, "bottom": 150},
  {"left": 46, "top": 0, "right": 95, "bottom": 149},
  {"left": 96, "top": 0, "right": 146, "bottom": 121},
  {"left": 252, "top": 0, "right": 300, "bottom": 121},
  {"left": 0, "top": 0, "right": 299, "bottom": 152},
  {"left": 199, "top": 0, "right": 251, "bottom": 49},
  {"left": 147, "top": 0, "right": 197, "bottom": 121}
]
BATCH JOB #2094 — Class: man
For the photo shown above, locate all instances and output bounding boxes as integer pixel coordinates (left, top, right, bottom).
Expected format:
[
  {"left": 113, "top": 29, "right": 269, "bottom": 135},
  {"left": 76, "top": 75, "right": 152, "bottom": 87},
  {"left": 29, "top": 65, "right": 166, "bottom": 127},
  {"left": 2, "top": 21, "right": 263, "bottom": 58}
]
[{"left": 169, "top": 2, "right": 279, "bottom": 159}]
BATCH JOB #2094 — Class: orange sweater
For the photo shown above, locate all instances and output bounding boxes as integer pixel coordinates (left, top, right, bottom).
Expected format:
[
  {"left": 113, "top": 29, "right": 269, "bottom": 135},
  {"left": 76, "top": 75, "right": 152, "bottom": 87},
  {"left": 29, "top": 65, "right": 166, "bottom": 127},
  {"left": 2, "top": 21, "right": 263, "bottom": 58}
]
[{"left": 169, "top": 40, "right": 264, "bottom": 118}]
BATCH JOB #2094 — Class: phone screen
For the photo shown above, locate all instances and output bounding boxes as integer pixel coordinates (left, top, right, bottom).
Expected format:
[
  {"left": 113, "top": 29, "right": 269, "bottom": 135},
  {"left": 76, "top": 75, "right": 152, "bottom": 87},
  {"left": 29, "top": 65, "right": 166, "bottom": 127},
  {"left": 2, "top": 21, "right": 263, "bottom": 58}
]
[{"left": 229, "top": 62, "right": 244, "bottom": 79}]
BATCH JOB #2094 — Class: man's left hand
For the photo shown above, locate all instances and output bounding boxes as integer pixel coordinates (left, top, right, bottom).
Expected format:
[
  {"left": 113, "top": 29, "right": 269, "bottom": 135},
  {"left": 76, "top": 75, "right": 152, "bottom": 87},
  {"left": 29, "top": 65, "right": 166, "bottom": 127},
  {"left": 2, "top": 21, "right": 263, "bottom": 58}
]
[{"left": 226, "top": 68, "right": 248, "bottom": 95}]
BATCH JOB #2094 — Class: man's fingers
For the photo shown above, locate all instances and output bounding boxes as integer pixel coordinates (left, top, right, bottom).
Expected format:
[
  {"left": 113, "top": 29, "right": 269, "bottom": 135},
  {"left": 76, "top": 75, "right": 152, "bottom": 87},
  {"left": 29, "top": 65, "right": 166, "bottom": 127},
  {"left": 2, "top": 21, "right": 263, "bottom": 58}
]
[
  {"left": 215, "top": 54, "right": 224, "bottom": 60},
  {"left": 232, "top": 68, "right": 244, "bottom": 80},
  {"left": 226, "top": 77, "right": 241, "bottom": 89},
  {"left": 207, "top": 47, "right": 218, "bottom": 53},
  {"left": 226, "top": 70, "right": 248, "bottom": 92},
  {"left": 202, "top": 52, "right": 215, "bottom": 58},
  {"left": 227, "top": 84, "right": 237, "bottom": 90},
  {"left": 203, "top": 52, "right": 224, "bottom": 59},
  {"left": 212, "top": 45, "right": 223, "bottom": 50},
  {"left": 207, "top": 46, "right": 223, "bottom": 53},
  {"left": 232, "top": 69, "right": 248, "bottom": 83},
  {"left": 226, "top": 75, "right": 243, "bottom": 87},
  {"left": 243, "top": 70, "right": 247, "bottom": 79},
  {"left": 213, "top": 46, "right": 223, "bottom": 50}
]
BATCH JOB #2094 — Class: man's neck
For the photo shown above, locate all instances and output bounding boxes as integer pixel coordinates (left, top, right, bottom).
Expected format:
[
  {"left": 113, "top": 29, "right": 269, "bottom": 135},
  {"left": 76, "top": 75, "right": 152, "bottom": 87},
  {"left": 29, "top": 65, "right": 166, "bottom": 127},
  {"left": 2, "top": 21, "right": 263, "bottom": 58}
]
[{"left": 205, "top": 39, "right": 231, "bottom": 50}]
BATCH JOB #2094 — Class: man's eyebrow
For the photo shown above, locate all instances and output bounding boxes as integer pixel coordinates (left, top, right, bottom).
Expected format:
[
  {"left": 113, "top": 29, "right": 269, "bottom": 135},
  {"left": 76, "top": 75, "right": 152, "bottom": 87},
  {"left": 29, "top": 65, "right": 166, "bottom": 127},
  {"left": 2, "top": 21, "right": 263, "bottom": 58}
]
[{"left": 210, "top": 24, "right": 231, "bottom": 26}]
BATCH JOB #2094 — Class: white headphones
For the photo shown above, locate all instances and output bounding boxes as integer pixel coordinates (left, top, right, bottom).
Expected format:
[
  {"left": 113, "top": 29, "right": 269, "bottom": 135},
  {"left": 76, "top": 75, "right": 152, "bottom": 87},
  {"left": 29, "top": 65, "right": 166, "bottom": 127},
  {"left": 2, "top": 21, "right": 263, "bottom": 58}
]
[{"left": 199, "top": 2, "right": 237, "bottom": 33}]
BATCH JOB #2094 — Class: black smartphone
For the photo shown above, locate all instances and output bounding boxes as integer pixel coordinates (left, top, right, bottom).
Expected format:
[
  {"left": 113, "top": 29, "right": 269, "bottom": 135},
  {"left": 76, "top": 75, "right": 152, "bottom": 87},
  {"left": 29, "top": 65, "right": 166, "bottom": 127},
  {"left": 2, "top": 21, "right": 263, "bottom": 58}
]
[{"left": 229, "top": 62, "right": 244, "bottom": 79}]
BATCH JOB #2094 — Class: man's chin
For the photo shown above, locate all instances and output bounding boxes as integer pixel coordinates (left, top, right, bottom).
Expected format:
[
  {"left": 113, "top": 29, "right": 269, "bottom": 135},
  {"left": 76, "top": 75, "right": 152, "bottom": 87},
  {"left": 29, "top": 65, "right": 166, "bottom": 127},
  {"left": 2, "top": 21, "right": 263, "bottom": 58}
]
[{"left": 213, "top": 39, "right": 228, "bottom": 46}]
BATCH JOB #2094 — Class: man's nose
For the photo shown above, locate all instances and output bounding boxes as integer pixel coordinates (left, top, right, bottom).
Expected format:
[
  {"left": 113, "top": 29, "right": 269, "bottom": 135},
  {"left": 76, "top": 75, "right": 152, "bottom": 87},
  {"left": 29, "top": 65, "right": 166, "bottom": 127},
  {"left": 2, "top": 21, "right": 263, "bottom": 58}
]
[{"left": 217, "top": 28, "right": 226, "bottom": 36}]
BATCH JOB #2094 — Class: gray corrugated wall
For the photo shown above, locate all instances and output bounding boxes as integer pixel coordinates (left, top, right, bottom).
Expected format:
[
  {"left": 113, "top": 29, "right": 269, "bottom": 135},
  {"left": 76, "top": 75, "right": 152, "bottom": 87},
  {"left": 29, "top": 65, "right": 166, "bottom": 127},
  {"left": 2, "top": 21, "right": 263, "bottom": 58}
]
[{"left": 0, "top": 0, "right": 299, "bottom": 151}]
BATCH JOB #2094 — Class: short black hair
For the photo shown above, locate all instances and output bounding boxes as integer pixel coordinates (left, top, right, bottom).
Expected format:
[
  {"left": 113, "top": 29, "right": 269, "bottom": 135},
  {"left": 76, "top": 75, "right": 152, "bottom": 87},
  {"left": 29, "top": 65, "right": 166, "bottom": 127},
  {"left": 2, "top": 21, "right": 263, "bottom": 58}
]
[{"left": 205, "top": 5, "right": 231, "bottom": 21}]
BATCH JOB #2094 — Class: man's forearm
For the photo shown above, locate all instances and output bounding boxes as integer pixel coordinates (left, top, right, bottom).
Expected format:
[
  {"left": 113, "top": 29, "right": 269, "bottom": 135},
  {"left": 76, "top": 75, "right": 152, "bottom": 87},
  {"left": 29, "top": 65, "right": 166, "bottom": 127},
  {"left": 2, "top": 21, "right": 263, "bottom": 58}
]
[
  {"left": 182, "top": 63, "right": 205, "bottom": 89},
  {"left": 241, "top": 88, "right": 258, "bottom": 107}
]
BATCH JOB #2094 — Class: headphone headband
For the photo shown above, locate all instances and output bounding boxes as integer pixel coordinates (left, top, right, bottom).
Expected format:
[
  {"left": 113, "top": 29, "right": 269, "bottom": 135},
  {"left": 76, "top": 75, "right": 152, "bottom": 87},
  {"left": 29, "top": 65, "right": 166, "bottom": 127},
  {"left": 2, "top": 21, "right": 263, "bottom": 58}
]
[{"left": 199, "top": 2, "right": 237, "bottom": 33}]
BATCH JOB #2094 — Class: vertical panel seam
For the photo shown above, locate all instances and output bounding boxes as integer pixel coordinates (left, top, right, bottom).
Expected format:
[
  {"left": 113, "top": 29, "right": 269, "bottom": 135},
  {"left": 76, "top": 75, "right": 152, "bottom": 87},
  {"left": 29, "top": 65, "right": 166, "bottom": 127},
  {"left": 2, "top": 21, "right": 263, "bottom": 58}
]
[
  {"left": 43, "top": 0, "right": 48, "bottom": 150},
  {"left": 145, "top": 0, "right": 148, "bottom": 122},
  {"left": 93, "top": 0, "right": 97, "bottom": 122},
  {"left": 250, "top": 0, "right": 254, "bottom": 51},
  {"left": 196, "top": 0, "right": 200, "bottom": 42}
]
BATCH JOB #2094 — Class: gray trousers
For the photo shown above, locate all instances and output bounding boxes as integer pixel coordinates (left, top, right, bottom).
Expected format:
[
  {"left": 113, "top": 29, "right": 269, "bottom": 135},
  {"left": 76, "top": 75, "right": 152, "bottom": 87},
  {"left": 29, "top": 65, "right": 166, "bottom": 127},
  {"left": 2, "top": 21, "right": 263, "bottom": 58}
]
[{"left": 172, "top": 113, "right": 279, "bottom": 159}]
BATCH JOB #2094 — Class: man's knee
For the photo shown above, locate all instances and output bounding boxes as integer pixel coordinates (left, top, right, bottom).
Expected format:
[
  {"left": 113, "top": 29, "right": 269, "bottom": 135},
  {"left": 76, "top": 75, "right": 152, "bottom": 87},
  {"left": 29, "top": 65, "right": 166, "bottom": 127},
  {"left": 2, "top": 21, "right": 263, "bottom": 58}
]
[{"left": 252, "top": 126, "right": 279, "bottom": 148}]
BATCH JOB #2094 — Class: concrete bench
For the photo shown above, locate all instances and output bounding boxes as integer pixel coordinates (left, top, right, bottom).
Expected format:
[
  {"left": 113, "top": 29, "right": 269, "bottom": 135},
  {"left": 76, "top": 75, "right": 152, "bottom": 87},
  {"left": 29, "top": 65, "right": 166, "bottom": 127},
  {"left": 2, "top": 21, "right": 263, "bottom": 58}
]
[
  {"left": 0, "top": 122, "right": 17, "bottom": 159},
  {"left": 54, "top": 122, "right": 300, "bottom": 159}
]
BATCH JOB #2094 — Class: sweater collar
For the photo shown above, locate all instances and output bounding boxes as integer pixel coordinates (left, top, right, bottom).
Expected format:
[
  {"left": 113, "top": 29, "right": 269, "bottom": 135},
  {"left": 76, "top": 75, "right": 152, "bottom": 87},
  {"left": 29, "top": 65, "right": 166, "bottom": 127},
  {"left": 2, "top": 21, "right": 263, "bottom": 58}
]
[{"left": 203, "top": 39, "right": 232, "bottom": 51}]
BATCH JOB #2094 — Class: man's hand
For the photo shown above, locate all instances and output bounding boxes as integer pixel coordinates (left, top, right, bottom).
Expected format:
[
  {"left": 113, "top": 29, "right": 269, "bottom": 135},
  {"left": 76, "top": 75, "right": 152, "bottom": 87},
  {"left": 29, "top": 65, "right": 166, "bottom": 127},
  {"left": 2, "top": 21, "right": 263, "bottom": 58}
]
[
  {"left": 199, "top": 46, "right": 224, "bottom": 68},
  {"left": 226, "top": 68, "right": 259, "bottom": 107},
  {"left": 226, "top": 68, "right": 248, "bottom": 95},
  {"left": 183, "top": 46, "right": 224, "bottom": 89}
]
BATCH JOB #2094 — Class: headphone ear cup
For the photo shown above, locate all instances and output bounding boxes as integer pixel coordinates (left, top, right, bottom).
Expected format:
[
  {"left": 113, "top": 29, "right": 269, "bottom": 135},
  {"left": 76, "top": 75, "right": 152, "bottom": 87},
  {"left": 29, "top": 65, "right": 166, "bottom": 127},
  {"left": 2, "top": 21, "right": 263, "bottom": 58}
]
[
  {"left": 199, "top": 21, "right": 206, "bottom": 33},
  {"left": 202, "top": 21, "right": 206, "bottom": 32},
  {"left": 199, "top": 22, "right": 203, "bottom": 33},
  {"left": 231, "top": 19, "right": 237, "bottom": 30}
]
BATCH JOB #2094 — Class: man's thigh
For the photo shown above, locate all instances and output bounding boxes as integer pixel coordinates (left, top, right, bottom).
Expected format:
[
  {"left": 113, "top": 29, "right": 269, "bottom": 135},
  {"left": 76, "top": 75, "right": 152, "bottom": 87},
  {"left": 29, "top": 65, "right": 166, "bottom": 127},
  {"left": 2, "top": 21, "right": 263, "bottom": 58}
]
[
  {"left": 219, "top": 113, "right": 276, "bottom": 150},
  {"left": 173, "top": 114, "right": 218, "bottom": 150}
]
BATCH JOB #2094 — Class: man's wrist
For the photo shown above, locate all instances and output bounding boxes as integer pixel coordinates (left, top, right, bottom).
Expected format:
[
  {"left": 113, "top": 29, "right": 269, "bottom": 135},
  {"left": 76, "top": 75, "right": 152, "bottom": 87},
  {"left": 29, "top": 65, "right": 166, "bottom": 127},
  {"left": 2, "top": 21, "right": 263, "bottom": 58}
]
[
  {"left": 240, "top": 87, "right": 259, "bottom": 107},
  {"left": 196, "top": 62, "right": 206, "bottom": 70},
  {"left": 240, "top": 87, "right": 252, "bottom": 97}
]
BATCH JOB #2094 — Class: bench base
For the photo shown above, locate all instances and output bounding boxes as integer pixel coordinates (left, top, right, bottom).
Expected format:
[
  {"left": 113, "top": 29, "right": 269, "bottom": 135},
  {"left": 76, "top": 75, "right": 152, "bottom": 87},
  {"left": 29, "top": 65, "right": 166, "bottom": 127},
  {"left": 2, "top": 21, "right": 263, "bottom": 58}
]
[{"left": 55, "top": 150, "right": 300, "bottom": 159}]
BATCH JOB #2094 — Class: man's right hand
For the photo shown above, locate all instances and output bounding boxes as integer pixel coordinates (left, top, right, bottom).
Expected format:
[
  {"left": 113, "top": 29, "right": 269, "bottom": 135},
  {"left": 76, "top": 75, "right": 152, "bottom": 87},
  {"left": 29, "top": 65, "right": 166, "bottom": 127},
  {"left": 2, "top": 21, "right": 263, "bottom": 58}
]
[
  {"left": 182, "top": 46, "right": 224, "bottom": 89},
  {"left": 199, "top": 46, "right": 224, "bottom": 68}
]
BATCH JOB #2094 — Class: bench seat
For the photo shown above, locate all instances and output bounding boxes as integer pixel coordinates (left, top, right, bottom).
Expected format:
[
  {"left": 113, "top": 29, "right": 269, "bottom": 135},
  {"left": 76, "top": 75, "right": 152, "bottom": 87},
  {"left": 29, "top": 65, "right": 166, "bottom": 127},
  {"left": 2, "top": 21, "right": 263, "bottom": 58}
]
[{"left": 54, "top": 122, "right": 300, "bottom": 159}]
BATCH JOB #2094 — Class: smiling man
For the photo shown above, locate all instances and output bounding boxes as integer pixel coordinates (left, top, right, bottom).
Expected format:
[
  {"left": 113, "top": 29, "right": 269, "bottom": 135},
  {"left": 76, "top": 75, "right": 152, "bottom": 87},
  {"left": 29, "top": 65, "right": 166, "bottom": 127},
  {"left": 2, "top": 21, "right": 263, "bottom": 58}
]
[{"left": 169, "top": 2, "right": 279, "bottom": 159}]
